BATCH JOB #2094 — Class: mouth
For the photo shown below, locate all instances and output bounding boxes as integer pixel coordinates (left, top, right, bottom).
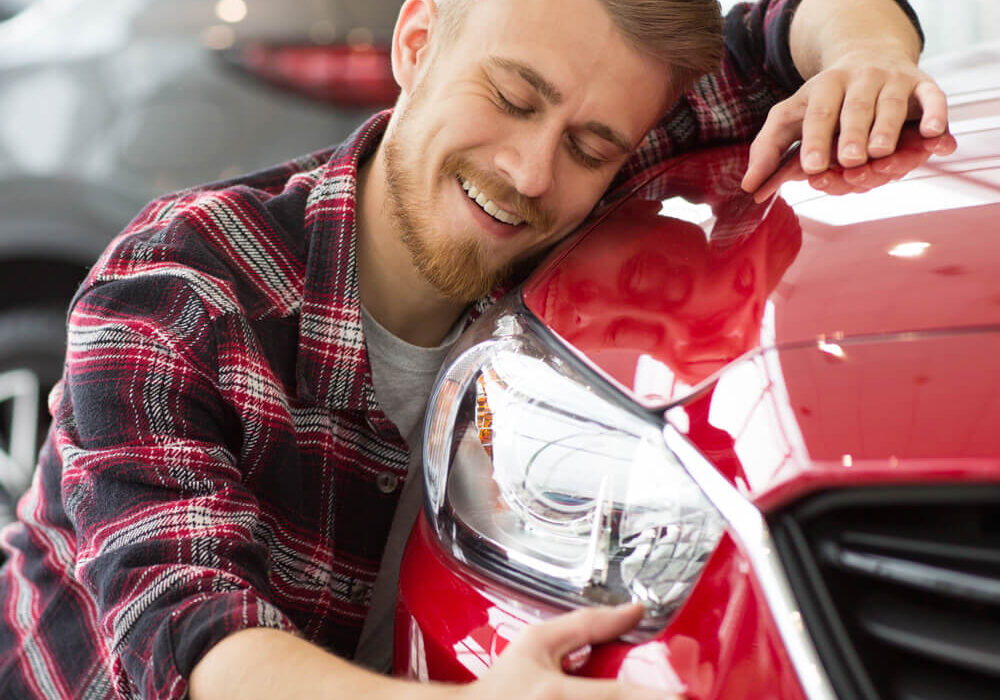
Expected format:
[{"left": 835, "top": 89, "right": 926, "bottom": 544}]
[{"left": 459, "top": 177, "right": 525, "bottom": 227}]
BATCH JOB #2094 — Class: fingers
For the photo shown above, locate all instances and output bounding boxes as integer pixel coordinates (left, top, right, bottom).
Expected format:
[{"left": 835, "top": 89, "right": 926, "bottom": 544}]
[
  {"left": 742, "top": 98, "right": 807, "bottom": 193},
  {"left": 477, "top": 605, "right": 675, "bottom": 700},
  {"left": 560, "top": 676, "right": 681, "bottom": 700},
  {"left": 799, "top": 75, "right": 846, "bottom": 173},
  {"left": 866, "top": 81, "right": 915, "bottom": 158},
  {"left": 752, "top": 145, "right": 807, "bottom": 203},
  {"left": 914, "top": 79, "right": 949, "bottom": 137},
  {"left": 836, "top": 71, "right": 881, "bottom": 167},
  {"left": 522, "top": 604, "right": 645, "bottom": 665},
  {"left": 742, "top": 57, "right": 951, "bottom": 196}
]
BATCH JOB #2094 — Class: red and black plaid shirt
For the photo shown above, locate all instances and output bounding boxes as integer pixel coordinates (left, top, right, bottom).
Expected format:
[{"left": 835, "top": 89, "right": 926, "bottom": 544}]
[{"left": 0, "top": 1, "right": 922, "bottom": 698}]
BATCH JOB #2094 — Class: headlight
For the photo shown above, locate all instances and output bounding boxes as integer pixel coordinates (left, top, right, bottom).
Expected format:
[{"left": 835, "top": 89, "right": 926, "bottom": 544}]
[{"left": 424, "top": 296, "right": 726, "bottom": 628}]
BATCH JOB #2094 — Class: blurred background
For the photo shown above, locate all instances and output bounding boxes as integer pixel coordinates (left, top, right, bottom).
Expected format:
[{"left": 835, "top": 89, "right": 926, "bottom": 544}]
[{"left": 0, "top": 0, "right": 997, "bottom": 527}]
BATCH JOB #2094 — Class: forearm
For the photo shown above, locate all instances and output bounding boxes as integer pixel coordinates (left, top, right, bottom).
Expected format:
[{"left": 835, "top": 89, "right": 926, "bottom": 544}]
[
  {"left": 189, "top": 627, "right": 454, "bottom": 700},
  {"left": 789, "top": 0, "right": 922, "bottom": 79}
]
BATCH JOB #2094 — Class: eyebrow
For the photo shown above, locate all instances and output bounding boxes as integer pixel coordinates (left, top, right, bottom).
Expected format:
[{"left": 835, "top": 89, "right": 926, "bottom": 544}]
[
  {"left": 488, "top": 56, "right": 633, "bottom": 155},
  {"left": 582, "top": 120, "right": 632, "bottom": 155},
  {"left": 489, "top": 56, "right": 563, "bottom": 104}
]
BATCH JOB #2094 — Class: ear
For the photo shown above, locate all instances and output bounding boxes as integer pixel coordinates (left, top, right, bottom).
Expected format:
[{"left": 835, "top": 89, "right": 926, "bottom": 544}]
[{"left": 391, "top": 0, "right": 438, "bottom": 93}]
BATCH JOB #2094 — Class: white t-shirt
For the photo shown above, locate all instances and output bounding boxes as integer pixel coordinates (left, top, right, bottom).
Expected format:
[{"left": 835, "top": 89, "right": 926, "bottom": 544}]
[{"left": 352, "top": 305, "right": 462, "bottom": 672}]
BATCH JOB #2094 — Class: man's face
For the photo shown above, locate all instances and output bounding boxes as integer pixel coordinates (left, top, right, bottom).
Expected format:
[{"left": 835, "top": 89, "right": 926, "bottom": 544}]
[{"left": 382, "top": 0, "right": 673, "bottom": 301}]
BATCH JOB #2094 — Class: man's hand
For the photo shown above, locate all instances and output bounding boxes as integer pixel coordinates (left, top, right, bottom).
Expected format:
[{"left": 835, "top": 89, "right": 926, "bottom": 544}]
[
  {"left": 464, "top": 603, "right": 682, "bottom": 700},
  {"left": 191, "top": 604, "right": 682, "bottom": 700},
  {"left": 751, "top": 125, "right": 957, "bottom": 203},
  {"left": 741, "top": 0, "right": 949, "bottom": 195}
]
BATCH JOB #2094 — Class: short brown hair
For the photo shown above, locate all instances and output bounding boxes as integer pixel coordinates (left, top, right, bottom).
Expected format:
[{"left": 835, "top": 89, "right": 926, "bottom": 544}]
[{"left": 434, "top": 0, "right": 723, "bottom": 95}]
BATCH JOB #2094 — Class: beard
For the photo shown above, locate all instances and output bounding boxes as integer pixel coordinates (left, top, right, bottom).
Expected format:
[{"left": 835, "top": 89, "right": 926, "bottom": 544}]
[{"left": 381, "top": 91, "right": 554, "bottom": 302}]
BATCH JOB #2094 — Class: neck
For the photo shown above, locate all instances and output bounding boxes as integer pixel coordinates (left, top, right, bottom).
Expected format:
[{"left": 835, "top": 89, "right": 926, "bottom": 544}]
[{"left": 356, "top": 134, "right": 468, "bottom": 348}]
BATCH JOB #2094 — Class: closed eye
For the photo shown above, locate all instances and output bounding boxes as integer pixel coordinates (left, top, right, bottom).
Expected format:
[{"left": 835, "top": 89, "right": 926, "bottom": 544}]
[
  {"left": 568, "top": 136, "right": 608, "bottom": 169},
  {"left": 495, "top": 87, "right": 533, "bottom": 117}
]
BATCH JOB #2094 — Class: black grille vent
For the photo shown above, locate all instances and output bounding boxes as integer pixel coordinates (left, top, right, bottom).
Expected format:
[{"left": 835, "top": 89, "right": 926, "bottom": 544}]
[{"left": 770, "top": 485, "right": 1000, "bottom": 700}]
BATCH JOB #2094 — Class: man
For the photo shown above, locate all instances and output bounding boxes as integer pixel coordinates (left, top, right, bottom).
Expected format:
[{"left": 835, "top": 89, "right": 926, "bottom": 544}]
[{"left": 0, "top": 0, "right": 947, "bottom": 698}]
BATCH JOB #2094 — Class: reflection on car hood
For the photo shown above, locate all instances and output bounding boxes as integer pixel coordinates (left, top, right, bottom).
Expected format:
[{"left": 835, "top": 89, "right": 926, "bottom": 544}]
[
  {"left": 523, "top": 111, "right": 1000, "bottom": 410},
  {"left": 522, "top": 91, "right": 1000, "bottom": 505}
]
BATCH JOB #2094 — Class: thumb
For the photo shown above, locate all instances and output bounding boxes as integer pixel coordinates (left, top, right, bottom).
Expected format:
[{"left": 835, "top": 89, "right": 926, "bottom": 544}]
[{"left": 523, "top": 603, "right": 646, "bottom": 665}]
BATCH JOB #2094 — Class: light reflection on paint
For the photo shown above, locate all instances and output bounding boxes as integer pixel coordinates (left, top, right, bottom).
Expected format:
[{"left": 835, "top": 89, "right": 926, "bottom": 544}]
[
  {"left": 782, "top": 178, "right": 995, "bottom": 226},
  {"left": 888, "top": 241, "right": 932, "bottom": 258},
  {"left": 817, "top": 339, "right": 847, "bottom": 359}
]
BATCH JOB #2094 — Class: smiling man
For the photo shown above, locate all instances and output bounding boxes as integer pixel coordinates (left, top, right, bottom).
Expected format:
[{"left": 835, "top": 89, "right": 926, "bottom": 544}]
[{"left": 0, "top": 1, "right": 946, "bottom": 699}]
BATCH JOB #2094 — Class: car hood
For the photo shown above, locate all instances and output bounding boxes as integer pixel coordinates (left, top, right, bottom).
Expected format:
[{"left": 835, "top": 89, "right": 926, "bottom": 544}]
[
  {"left": 522, "top": 87, "right": 1000, "bottom": 504},
  {"left": 523, "top": 96, "right": 1000, "bottom": 411}
]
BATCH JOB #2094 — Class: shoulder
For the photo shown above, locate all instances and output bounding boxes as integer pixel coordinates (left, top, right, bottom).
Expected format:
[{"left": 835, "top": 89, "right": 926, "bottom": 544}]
[{"left": 79, "top": 148, "right": 337, "bottom": 323}]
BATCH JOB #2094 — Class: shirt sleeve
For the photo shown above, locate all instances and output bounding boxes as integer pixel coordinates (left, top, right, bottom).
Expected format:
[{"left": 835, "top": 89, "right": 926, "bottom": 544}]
[
  {"left": 609, "top": 0, "right": 926, "bottom": 193},
  {"left": 57, "top": 267, "right": 298, "bottom": 699}
]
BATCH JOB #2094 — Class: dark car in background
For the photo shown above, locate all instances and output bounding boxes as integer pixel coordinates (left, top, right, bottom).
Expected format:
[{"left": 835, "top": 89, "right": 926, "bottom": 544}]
[
  {"left": 395, "top": 42, "right": 1000, "bottom": 700},
  {"left": 0, "top": 0, "right": 401, "bottom": 525}
]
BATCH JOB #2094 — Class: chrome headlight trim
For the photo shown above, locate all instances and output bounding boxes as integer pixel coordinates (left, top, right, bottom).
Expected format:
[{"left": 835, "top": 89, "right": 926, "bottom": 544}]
[
  {"left": 422, "top": 294, "right": 727, "bottom": 628},
  {"left": 662, "top": 424, "right": 837, "bottom": 700}
]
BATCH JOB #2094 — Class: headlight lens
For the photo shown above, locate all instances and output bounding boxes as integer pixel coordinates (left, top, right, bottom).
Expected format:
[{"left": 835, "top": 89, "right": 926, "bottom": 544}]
[{"left": 424, "top": 298, "right": 725, "bottom": 627}]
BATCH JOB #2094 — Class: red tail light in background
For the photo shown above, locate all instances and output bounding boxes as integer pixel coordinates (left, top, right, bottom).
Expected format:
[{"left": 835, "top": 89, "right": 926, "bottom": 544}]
[{"left": 221, "top": 42, "right": 399, "bottom": 109}]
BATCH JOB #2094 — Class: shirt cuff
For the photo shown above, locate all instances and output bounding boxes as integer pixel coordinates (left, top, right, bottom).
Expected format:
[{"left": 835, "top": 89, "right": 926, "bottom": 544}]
[
  {"left": 752, "top": 0, "right": 928, "bottom": 96},
  {"left": 143, "top": 591, "right": 299, "bottom": 699}
]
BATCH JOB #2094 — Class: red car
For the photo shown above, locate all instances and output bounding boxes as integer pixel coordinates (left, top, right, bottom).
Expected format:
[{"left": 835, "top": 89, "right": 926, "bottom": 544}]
[{"left": 394, "top": 47, "right": 1000, "bottom": 700}]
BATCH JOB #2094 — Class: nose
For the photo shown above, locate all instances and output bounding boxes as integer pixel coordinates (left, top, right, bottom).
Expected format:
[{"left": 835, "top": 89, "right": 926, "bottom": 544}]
[{"left": 493, "top": 124, "right": 558, "bottom": 199}]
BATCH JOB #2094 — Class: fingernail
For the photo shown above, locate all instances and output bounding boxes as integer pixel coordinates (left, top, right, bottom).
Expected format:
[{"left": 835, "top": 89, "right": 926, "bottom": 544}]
[
  {"left": 869, "top": 134, "right": 890, "bottom": 149},
  {"left": 926, "top": 118, "right": 945, "bottom": 133},
  {"left": 813, "top": 174, "right": 830, "bottom": 188},
  {"left": 804, "top": 151, "right": 824, "bottom": 170},
  {"left": 843, "top": 143, "right": 862, "bottom": 160}
]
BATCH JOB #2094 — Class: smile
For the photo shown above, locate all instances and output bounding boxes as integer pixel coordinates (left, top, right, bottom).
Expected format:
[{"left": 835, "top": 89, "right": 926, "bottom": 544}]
[{"left": 460, "top": 177, "right": 524, "bottom": 226}]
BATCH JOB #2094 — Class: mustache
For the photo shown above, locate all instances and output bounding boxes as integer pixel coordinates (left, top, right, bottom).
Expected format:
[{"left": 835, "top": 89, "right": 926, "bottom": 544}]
[{"left": 442, "top": 155, "right": 555, "bottom": 231}]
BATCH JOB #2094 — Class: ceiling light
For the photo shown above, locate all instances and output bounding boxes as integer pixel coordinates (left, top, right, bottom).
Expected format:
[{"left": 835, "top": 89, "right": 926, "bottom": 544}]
[{"left": 215, "top": 0, "right": 248, "bottom": 24}]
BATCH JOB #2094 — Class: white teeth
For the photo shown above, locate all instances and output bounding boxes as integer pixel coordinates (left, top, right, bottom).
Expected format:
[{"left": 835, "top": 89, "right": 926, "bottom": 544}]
[{"left": 460, "top": 177, "right": 524, "bottom": 226}]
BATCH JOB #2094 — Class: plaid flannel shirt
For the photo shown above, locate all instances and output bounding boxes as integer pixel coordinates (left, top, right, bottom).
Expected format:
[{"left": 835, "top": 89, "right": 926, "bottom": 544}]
[{"left": 0, "top": 1, "right": 923, "bottom": 697}]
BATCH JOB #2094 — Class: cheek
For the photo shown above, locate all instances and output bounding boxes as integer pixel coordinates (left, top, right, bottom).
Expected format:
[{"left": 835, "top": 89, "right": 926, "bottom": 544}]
[{"left": 550, "top": 175, "right": 612, "bottom": 229}]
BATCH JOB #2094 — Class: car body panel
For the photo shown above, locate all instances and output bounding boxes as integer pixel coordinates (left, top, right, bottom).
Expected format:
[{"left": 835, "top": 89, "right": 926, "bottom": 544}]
[
  {"left": 397, "top": 515, "right": 807, "bottom": 700},
  {"left": 398, "top": 44, "right": 1000, "bottom": 700},
  {"left": 523, "top": 125, "right": 1000, "bottom": 410},
  {"left": 673, "top": 334, "right": 1000, "bottom": 513}
]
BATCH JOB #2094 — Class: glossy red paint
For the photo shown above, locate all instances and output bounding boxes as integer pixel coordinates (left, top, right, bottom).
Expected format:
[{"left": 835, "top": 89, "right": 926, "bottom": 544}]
[
  {"left": 518, "top": 115, "right": 1000, "bottom": 507},
  {"left": 523, "top": 126, "right": 1000, "bottom": 411},
  {"left": 523, "top": 143, "right": 801, "bottom": 406},
  {"left": 396, "top": 514, "right": 807, "bottom": 700},
  {"left": 397, "top": 51, "right": 1000, "bottom": 700},
  {"left": 674, "top": 337, "right": 1000, "bottom": 512}
]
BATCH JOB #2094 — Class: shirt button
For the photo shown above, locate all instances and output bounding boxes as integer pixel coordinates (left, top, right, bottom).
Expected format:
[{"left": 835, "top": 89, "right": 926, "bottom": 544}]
[
  {"left": 350, "top": 581, "right": 371, "bottom": 605},
  {"left": 376, "top": 471, "right": 400, "bottom": 494}
]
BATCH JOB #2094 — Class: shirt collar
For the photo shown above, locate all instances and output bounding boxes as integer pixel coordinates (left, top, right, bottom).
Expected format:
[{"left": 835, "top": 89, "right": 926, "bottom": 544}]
[
  {"left": 295, "top": 110, "right": 508, "bottom": 412},
  {"left": 296, "top": 111, "right": 390, "bottom": 412}
]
